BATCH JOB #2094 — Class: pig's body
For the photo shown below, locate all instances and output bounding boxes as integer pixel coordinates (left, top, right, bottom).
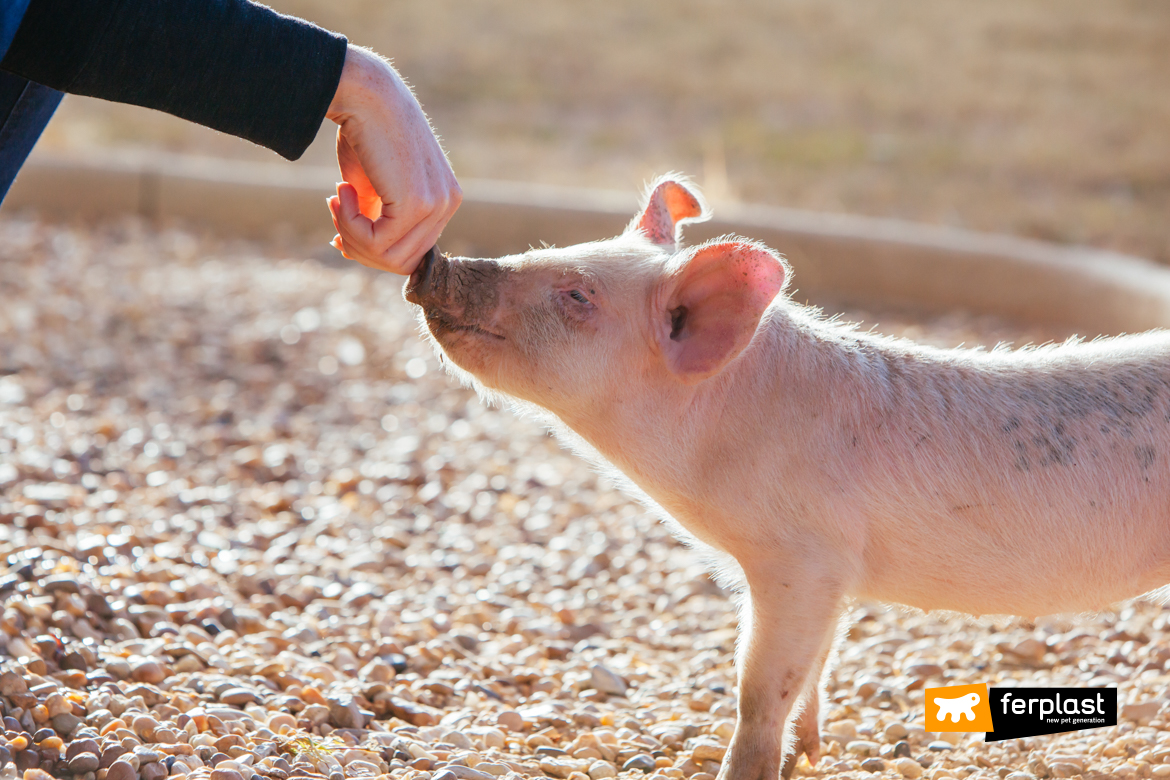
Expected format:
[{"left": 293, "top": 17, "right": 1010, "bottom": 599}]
[
  {"left": 405, "top": 178, "right": 1170, "bottom": 780},
  {"left": 654, "top": 312, "right": 1170, "bottom": 618}
]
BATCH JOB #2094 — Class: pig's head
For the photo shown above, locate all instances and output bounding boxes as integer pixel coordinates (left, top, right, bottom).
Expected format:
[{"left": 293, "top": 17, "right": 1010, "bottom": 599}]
[{"left": 404, "top": 177, "right": 789, "bottom": 431}]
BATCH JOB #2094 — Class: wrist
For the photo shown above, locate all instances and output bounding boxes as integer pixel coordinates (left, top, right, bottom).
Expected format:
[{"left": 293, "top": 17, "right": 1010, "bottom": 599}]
[{"left": 327, "top": 45, "right": 385, "bottom": 124}]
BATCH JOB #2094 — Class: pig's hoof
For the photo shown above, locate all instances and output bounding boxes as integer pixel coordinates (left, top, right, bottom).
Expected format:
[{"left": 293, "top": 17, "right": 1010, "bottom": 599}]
[{"left": 779, "top": 717, "right": 821, "bottom": 779}]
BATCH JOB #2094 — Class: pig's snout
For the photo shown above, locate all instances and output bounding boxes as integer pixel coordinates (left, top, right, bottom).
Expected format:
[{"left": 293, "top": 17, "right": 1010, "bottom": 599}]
[
  {"left": 404, "top": 246, "right": 447, "bottom": 306},
  {"left": 404, "top": 250, "right": 509, "bottom": 341}
]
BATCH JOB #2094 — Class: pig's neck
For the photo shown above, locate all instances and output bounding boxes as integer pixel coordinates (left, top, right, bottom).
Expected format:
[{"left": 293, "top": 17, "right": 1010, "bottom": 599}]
[{"left": 553, "top": 301, "right": 864, "bottom": 549}]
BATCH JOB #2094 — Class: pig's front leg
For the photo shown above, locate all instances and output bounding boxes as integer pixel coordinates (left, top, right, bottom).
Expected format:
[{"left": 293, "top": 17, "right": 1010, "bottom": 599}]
[{"left": 719, "top": 567, "right": 843, "bottom": 780}]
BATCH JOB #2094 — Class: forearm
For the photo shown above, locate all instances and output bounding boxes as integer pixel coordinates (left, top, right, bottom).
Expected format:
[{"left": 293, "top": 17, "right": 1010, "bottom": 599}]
[{"left": 0, "top": 0, "right": 347, "bottom": 160}]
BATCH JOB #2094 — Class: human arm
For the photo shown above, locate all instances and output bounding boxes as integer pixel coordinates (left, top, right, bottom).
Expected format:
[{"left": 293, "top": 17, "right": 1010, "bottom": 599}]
[
  {"left": 0, "top": 0, "right": 346, "bottom": 161},
  {"left": 0, "top": 0, "right": 461, "bottom": 274}
]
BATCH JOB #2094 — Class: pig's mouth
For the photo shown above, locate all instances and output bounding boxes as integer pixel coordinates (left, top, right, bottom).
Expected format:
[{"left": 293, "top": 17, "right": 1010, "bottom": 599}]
[
  {"left": 405, "top": 248, "right": 505, "bottom": 341},
  {"left": 426, "top": 309, "right": 506, "bottom": 341}
]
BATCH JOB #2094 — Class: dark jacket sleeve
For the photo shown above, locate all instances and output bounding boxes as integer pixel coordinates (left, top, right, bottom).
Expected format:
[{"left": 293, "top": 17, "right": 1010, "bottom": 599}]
[{"left": 0, "top": 0, "right": 348, "bottom": 160}]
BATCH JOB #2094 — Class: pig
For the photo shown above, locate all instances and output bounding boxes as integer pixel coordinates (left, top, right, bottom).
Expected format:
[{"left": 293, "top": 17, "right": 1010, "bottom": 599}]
[{"left": 404, "top": 175, "right": 1170, "bottom": 780}]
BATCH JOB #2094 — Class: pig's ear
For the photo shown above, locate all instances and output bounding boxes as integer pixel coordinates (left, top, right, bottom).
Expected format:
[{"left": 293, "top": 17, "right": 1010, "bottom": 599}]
[
  {"left": 659, "top": 240, "right": 788, "bottom": 383},
  {"left": 628, "top": 177, "right": 709, "bottom": 247}
]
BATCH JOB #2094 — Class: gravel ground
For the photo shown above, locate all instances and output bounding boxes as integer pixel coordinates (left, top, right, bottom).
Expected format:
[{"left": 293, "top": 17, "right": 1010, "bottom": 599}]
[{"left": 2, "top": 216, "right": 1169, "bottom": 780}]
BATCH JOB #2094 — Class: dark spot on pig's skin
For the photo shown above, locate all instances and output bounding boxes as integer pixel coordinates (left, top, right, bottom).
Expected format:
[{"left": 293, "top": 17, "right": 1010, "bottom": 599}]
[{"left": 1136, "top": 445, "right": 1156, "bottom": 470}]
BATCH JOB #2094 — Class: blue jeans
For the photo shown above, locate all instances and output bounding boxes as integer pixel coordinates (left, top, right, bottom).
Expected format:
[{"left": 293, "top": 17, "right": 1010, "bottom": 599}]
[{"left": 0, "top": 70, "right": 63, "bottom": 204}]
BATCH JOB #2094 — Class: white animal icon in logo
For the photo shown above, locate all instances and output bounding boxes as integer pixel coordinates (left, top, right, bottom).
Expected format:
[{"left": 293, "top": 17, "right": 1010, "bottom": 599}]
[{"left": 935, "top": 692, "right": 981, "bottom": 723}]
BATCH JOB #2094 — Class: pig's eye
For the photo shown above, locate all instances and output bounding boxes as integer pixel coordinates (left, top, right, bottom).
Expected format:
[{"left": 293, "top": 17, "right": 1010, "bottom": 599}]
[
  {"left": 670, "top": 306, "right": 688, "bottom": 340},
  {"left": 568, "top": 290, "right": 590, "bottom": 304}
]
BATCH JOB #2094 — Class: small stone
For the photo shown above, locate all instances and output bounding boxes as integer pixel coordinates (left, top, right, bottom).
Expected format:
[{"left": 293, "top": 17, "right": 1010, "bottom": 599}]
[
  {"left": 622, "top": 755, "right": 656, "bottom": 773},
  {"left": 1007, "top": 638, "right": 1048, "bottom": 663},
  {"left": 52, "top": 713, "right": 83, "bottom": 735},
  {"left": 44, "top": 693, "right": 71, "bottom": 717},
  {"left": 826, "top": 720, "right": 857, "bottom": 741},
  {"left": 884, "top": 722, "right": 909, "bottom": 742},
  {"left": 926, "top": 741, "right": 953, "bottom": 752},
  {"left": 42, "top": 575, "right": 82, "bottom": 594},
  {"left": 496, "top": 711, "right": 524, "bottom": 732},
  {"left": 85, "top": 593, "right": 114, "bottom": 619},
  {"left": 219, "top": 688, "right": 259, "bottom": 706},
  {"left": 141, "top": 762, "right": 169, "bottom": 780},
  {"left": 539, "top": 758, "right": 578, "bottom": 779},
  {"left": 442, "top": 731, "right": 473, "bottom": 750},
  {"left": 22, "top": 769, "right": 55, "bottom": 780},
  {"left": 66, "top": 740, "right": 101, "bottom": 761},
  {"left": 130, "top": 661, "right": 165, "bottom": 684},
  {"left": 892, "top": 741, "right": 912, "bottom": 758},
  {"left": 383, "top": 697, "right": 438, "bottom": 726},
  {"left": 106, "top": 760, "right": 139, "bottom": 780},
  {"left": 845, "top": 740, "right": 879, "bottom": 757},
  {"left": 68, "top": 753, "right": 101, "bottom": 774},
  {"left": 589, "top": 665, "right": 627, "bottom": 696},
  {"left": 893, "top": 757, "right": 924, "bottom": 778},
  {"left": 1049, "top": 763, "right": 1083, "bottom": 779},
  {"left": 1004, "top": 774, "right": 1036, "bottom": 780},
  {"left": 101, "top": 747, "right": 129, "bottom": 768},
  {"left": 132, "top": 716, "right": 161, "bottom": 741},
  {"left": 210, "top": 769, "right": 245, "bottom": 780},
  {"left": 587, "top": 761, "right": 617, "bottom": 780},
  {"left": 1121, "top": 701, "right": 1161, "bottom": 723},
  {"left": 447, "top": 767, "right": 494, "bottom": 780},
  {"left": 0, "top": 670, "right": 28, "bottom": 695},
  {"left": 861, "top": 757, "right": 887, "bottom": 773},
  {"left": 904, "top": 663, "right": 944, "bottom": 678},
  {"left": 690, "top": 744, "right": 726, "bottom": 763},
  {"left": 61, "top": 652, "right": 88, "bottom": 672}
]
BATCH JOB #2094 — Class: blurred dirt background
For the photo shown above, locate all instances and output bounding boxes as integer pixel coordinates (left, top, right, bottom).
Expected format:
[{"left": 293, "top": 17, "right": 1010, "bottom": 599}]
[{"left": 35, "top": 0, "right": 1170, "bottom": 262}]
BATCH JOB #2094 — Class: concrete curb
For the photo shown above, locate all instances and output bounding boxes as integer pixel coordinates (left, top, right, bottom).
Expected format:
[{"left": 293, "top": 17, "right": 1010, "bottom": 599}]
[{"left": 6, "top": 149, "right": 1170, "bottom": 335}]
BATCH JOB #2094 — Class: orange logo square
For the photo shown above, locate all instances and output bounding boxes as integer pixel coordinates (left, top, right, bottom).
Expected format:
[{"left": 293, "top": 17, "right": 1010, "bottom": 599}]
[{"left": 925, "top": 684, "right": 994, "bottom": 732}]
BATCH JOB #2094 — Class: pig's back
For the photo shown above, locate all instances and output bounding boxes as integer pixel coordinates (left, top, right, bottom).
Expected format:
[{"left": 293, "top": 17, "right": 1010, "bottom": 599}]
[{"left": 837, "top": 328, "right": 1170, "bottom": 616}]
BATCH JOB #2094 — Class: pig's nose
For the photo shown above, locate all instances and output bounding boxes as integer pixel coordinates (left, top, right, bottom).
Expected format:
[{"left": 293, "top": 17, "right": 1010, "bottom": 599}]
[{"left": 404, "top": 246, "right": 447, "bottom": 305}]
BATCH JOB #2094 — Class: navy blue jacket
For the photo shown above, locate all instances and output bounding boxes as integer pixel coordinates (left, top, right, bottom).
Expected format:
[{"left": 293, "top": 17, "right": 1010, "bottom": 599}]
[{"left": 0, "top": 0, "right": 347, "bottom": 160}]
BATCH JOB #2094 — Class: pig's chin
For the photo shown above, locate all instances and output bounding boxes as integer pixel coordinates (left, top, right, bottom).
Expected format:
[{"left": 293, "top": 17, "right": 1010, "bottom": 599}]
[{"left": 417, "top": 307, "right": 506, "bottom": 378}]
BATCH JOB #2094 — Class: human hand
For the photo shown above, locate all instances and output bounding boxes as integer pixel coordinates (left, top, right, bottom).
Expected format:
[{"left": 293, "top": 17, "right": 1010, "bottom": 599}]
[{"left": 326, "top": 45, "right": 461, "bottom": 274}]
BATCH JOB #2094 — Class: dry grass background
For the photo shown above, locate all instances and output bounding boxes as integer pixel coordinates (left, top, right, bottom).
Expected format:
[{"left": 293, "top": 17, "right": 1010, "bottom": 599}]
[{"left": 36, "top": 0, "right": 1170, "bottom": 262}]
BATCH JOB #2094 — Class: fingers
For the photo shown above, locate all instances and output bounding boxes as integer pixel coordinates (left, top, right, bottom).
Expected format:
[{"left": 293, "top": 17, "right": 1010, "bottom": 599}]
[
  {"left": 325, "top": 49, "right": 463, "bottom": 274},
  {"left": 328, "top": 180, "right": 461, "bottom": 275}
]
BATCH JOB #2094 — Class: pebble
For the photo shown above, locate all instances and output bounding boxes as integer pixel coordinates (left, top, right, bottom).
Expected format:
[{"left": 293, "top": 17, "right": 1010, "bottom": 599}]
[
  {"left": 587, "top": 761, "right": 617, "bottom": 779},
  {"left": 220, "top": 688, "right": 260, "bottom": 706},
  {"left": 130, "top": 661, "right": 166, "bottom": 684},
  {"left": 884, "top": 722, "right": 909, "bottom": 742},
  {"left": 589, "top": 665, "right": 627, "bottom": 696},
  {"left": 67, "top": 752, "right": 102, "bottom": 773},
  {"left": 52, "top": 713, "right": 83, "bottom": 735},
  {"left": 107, "top": 761, "right": 139, "bottom": 780},
  {"left": 894, "top": 756, "right": 925, "bottom": 778},
  {"left": 622, "top": 755, "right": 657, "bottom": 773},
  {"left": 496, "top": 712, "right": 524, "bottom": 732},
  {"left": 690, "top": 743, "right": 726, "bottom": 763}
]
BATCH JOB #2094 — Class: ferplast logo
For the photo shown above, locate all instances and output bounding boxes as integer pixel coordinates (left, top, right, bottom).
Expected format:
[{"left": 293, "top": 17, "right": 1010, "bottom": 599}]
[
  {"left": 926, "top": 684, "right": 994, "bottom": 733},
  {"left": 925, "top": 685, "right": 1117, "bottom": 741}
]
